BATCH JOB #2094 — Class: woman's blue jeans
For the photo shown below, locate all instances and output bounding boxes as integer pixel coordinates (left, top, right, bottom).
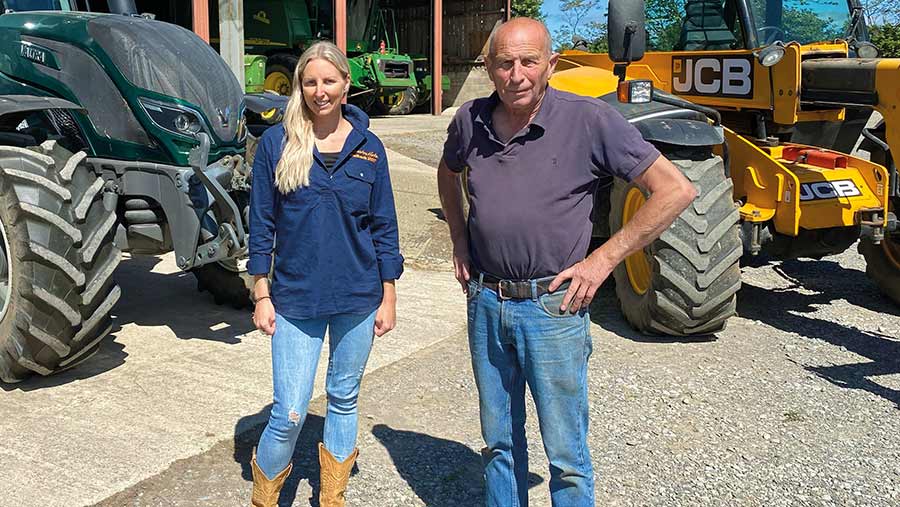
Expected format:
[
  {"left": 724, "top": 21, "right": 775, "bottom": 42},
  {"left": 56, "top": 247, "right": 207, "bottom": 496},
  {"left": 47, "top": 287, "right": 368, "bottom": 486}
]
[
  {"left": 255, "top": 310, "right": 376, "bottom": 479},
  {"left": 467, "top": 279, "right": 594, "bottom": 507}
]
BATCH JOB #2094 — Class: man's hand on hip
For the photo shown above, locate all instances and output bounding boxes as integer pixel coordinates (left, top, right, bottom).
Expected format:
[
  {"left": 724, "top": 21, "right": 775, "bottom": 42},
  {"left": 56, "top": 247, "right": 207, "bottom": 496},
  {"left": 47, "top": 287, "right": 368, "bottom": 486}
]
[
  {"left": 453, "top": 245, "right": 471, "bottom": 294},
  {"left": 549, "top": 252, "right": 615, "bottom": 313}
]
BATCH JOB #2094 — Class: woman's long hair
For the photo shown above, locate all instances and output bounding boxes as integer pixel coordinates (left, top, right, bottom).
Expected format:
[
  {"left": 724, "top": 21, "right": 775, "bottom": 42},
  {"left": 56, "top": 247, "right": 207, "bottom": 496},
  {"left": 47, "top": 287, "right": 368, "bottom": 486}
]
[{"left": 275, "top": 41, "right": 351, "bottom": 193}]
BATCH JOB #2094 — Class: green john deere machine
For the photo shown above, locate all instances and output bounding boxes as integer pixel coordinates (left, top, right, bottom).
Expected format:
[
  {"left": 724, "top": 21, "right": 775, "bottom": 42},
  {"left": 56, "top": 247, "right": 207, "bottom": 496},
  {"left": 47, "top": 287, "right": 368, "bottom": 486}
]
[
  {"left": 218, "top": 0, "right": 447, "bottom": 115},
  {"left": 0, "top": 0, "right": 254, "bottom": 382}
]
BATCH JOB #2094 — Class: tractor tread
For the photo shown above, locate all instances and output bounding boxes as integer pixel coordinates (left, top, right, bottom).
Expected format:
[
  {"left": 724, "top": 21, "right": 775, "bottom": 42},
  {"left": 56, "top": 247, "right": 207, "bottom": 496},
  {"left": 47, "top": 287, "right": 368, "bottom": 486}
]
[{"left": 0, "top": 145, "right": 121, "bottom": 383}]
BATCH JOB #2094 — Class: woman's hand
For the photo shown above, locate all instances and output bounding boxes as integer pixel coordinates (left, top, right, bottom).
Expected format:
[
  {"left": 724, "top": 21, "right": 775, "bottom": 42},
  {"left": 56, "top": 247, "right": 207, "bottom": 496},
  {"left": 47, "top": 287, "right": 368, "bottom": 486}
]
[
  {"left": 374, "top": 281, "right": 397, "bottom": 337},
  {"left": 253, "top": 298, "right": 276, "bottom": 335}
]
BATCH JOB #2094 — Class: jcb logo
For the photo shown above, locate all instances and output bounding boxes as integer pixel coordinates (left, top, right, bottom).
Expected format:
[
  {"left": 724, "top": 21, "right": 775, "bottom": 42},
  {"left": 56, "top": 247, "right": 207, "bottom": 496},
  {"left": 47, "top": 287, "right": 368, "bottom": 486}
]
[
  {"left": 672, "top": 56, "right": 754, "bottom": 98},
  {"left": 799, "top": 180, "right": 862, "bottom": 201}
]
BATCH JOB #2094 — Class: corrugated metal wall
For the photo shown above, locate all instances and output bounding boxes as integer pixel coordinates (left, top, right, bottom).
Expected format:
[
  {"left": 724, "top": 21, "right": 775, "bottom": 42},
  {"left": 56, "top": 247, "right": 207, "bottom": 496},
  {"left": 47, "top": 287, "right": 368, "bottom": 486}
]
[{"left": 385, "top": 0, "right": 506, "bottom": 62}]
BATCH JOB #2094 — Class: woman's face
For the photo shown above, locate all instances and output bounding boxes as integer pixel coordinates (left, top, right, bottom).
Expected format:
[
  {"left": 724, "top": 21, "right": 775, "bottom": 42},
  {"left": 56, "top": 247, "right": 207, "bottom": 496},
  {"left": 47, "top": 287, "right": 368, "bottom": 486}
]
[{"left": 300, "top": 58, "right": 348, "bottom": 118}]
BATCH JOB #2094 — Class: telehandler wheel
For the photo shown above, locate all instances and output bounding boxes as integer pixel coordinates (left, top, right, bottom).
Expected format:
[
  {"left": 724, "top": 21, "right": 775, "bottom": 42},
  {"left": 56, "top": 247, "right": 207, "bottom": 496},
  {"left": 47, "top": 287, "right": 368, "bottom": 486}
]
[
  {"left": 0, "top": 141, "right": 121, "bottom": 383},
  {"left": 859, "top": 234, "right": 900, "bottom": 305},
  {"left": 609, "top": 151, "right": 741, "bottom": 336},
  {"left": 265, "top": 54, "right": 298, "bottom": 96}
]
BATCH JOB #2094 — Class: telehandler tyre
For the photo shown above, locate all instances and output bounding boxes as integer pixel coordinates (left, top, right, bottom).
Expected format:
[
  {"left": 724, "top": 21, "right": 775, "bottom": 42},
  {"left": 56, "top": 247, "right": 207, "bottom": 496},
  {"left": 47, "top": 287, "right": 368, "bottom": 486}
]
[
  {"left": 0, "top": 141, "right": 121, "bottom": 383},
  {"left": 859, "top": 235, "right": 900, "bottom": 305},
  {"left": 857, "top": 123, "right": 900, "bottom": 305},
  {"left": 609, "top": 150, "right": 741, "bottom": 336}
]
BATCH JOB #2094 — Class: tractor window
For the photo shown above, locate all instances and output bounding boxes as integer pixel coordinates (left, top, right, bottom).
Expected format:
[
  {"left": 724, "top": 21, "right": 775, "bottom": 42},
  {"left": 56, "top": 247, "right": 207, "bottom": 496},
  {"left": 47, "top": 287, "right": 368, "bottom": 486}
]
[
  {"left": 649, "top": 0, "right": 746, "bottom": 51},
  {"left": 748, "top": 0, "right": 849, "bottom": 46},
  {"left": 3, "top": 0, "right": 64, "bottom": 10}
]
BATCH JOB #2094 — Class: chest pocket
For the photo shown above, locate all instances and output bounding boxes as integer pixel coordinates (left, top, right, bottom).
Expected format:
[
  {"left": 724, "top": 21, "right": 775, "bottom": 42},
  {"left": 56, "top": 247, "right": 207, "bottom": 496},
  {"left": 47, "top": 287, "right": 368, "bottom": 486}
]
[{"left": 342, "top": 163, "right": 376, "bottom": 212}]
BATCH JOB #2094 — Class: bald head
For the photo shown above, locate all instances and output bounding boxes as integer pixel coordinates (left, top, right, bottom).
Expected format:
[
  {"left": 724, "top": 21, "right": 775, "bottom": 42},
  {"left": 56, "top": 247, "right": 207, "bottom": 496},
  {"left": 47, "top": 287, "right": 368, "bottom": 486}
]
[
  {"left": 484, "top": 17, "right": 559, "bottom": 117},
  {"left": 488, "top": 17, "right": 553, "bottom": 59}
]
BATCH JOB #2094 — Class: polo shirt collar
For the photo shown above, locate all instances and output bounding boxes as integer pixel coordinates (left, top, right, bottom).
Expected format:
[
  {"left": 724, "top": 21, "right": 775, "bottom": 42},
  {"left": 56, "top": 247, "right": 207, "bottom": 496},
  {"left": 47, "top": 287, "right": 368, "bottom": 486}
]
[{"left": 473, "top": 85, "right": 557, "bottom": 134}]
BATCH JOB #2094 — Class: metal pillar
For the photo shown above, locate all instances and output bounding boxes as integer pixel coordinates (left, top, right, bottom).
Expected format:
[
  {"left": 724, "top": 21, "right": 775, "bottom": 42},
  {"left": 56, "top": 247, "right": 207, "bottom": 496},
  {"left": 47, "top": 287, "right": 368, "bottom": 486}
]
[
  {"left": 432, "top": 0, "right": 443, "bottom": 115},
  {"left": 335, "top": 0, "right": 347, "bottom": 53},
  {"left": 192, "top": 0, "right": 209, "bottom": 42}
]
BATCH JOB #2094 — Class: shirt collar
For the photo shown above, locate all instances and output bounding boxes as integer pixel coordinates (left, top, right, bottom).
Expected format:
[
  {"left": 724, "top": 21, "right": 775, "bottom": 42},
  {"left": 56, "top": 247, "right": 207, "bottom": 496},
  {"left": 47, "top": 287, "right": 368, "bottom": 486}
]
[{"left": 473, "top": 85, "right": 556, "bottom": 133}]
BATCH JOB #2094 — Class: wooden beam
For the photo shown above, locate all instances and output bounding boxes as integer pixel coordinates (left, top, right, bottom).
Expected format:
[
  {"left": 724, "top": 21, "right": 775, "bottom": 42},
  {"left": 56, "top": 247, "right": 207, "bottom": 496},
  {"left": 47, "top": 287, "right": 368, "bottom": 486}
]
[
  {"left": 432, "top": 0, "right": 442, "bottom": 115},
  {"left": 335, "top": 0, "right": 347, "bottom": 53},
  {"left": 192, "top": 0, "right": 209, "bottom": 43},
  {"left": 507, "top": 0, "right": 511, "bottom": 20},
  {"left": 218, "top": 0, "right": 245, "bottom": 85}
]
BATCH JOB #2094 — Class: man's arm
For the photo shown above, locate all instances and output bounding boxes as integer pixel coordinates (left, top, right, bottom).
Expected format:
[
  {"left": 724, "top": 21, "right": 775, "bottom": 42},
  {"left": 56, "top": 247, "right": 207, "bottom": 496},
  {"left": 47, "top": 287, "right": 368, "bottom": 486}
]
[
  {"left": 437, "top": 158, "right": 471, "bottom": 292},
  {"left": 549, "top": 154, "right": 698, "bottom": 311}
]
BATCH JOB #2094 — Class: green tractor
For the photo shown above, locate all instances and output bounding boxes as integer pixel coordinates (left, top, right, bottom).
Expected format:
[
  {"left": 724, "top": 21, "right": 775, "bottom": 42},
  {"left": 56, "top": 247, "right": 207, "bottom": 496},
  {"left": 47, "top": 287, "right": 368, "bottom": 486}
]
[
  {"left": 225, "top": 0, "right": 445, "bottom": 115},
  {"left": 0, "top": 1, "right": 253, "bottom": 382}
]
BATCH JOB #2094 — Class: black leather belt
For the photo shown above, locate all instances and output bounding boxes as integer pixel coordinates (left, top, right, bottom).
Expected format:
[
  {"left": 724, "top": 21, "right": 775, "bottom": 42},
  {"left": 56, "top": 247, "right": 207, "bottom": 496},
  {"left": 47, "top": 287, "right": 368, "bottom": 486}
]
[{"left": 471, "top": 268, "right": 568, "bottom": 300}]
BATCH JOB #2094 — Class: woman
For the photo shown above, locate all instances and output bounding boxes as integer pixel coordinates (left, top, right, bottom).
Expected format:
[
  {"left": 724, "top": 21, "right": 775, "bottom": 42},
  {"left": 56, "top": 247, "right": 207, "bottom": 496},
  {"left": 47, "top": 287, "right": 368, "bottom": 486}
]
[{"left": 247, "top": 41, "right": 403, "bottom": 507}]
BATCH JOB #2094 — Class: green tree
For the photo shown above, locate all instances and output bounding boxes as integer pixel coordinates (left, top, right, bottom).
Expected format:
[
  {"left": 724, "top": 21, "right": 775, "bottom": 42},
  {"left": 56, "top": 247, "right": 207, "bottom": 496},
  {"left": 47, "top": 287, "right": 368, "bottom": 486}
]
[
  {"left": 511, "top": 0, "right": 544, "bottom": 21},
  {"left": 870, "top": 22, "right": 900, "bottom": 57},
  {"left": 645, "top": 0, "right": 684, "bottom": 50},
  {"left": 553, "top": 0, "right": 603, "bottom": 51}
]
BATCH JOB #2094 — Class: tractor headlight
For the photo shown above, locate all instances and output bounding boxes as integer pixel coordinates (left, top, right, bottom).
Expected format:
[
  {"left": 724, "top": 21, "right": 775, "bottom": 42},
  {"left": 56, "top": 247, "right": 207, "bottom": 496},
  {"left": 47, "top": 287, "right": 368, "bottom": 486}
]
[{"left": 139, "top": 98, "right": 208, "bottom": 139}]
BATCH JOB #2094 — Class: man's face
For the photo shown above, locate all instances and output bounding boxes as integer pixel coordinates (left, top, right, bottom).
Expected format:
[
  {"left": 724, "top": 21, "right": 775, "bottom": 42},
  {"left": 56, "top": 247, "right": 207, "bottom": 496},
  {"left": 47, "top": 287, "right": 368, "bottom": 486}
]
[{"left": 487, "top": 27, "right": 558, "bottom": 113}]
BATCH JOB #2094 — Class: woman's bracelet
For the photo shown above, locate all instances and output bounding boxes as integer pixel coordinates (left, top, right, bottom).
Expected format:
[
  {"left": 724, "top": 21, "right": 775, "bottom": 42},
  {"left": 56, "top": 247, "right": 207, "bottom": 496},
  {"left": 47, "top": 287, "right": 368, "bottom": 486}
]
[{"left": 253, "top": 295, "right": 271, "bottom": 304}]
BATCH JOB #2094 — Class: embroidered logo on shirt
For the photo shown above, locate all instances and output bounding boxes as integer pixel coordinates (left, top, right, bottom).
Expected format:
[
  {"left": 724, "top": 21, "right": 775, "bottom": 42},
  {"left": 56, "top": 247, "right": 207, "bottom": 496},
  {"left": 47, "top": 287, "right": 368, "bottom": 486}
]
[{"left": 352, "top": 150, "right": 379, "bottom": 163}]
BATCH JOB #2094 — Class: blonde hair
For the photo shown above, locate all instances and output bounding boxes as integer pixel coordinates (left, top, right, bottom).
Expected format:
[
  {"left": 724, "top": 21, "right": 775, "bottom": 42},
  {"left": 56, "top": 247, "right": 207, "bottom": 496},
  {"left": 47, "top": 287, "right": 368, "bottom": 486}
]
[{"left": 275, "top": 41, "right": 351, "bottom": 193}]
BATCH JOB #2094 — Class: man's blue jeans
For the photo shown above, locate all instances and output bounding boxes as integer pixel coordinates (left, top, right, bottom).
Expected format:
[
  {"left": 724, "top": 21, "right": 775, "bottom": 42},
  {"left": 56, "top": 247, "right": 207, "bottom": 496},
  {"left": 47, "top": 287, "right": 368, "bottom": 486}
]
[
  {"left": 255, "top": 311, "right": 376, "bottom": 479},
  {"left": 467, "top": 279, "right": 594, "bottom": 507}
]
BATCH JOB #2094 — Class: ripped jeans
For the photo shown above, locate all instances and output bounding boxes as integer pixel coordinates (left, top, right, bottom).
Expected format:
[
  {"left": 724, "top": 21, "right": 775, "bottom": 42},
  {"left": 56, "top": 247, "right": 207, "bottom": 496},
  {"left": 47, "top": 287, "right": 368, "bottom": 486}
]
[{"left": 255, "top": 311, "right": 376, "bottom": 479}]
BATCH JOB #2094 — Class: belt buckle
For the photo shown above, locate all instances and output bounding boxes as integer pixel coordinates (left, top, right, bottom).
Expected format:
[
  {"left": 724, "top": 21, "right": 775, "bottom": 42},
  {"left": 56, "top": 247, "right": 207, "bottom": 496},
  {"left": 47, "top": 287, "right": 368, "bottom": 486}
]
[{"left": 497, "top": 279, "right": 512, "bottom": 300}]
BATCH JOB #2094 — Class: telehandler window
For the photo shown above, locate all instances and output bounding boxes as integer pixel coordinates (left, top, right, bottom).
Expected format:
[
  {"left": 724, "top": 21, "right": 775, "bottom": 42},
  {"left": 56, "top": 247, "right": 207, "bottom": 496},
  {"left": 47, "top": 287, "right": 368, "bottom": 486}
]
[{"left": 649, "top": 0, "right": 745, "bottom": 51}]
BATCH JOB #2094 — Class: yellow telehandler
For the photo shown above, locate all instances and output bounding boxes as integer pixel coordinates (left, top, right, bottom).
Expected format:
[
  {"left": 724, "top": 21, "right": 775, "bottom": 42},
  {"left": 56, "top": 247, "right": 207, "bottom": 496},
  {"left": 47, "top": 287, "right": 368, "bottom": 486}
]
[{"left": 549, "top": 0, "right": 899, "bottom": 335}]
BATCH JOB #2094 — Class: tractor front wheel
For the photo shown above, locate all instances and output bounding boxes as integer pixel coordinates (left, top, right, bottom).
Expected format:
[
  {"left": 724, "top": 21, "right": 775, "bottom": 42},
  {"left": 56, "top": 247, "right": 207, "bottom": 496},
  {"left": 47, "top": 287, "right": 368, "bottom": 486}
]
[{"left": 0, "top": 141, "right": 121, "bottom": 383}]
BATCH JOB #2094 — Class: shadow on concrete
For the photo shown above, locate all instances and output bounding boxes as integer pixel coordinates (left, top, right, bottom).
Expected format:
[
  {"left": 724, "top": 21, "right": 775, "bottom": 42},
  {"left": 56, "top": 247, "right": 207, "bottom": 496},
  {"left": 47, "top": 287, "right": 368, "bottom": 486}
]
[
  {"left": 373, "top": 423, "right": 544, "bottom": 507},
  {"left": 2, "top": 254, "right": 255, "bottom": 391},
  {"left": 115, "top": 255, "right": 256, "bottom": 344},
  {"left": 737, "top": 270, "right": 900, "bottom": 408},
  {"left": 234, "top": 405, "right": 333, "bottom": 507}
]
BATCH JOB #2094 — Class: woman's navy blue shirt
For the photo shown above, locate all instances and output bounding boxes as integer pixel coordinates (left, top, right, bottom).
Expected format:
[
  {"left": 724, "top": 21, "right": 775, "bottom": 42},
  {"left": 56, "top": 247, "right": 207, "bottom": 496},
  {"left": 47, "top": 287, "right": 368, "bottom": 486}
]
[{"left": 248, "top": 105, "right": 404, "bottom": 320}]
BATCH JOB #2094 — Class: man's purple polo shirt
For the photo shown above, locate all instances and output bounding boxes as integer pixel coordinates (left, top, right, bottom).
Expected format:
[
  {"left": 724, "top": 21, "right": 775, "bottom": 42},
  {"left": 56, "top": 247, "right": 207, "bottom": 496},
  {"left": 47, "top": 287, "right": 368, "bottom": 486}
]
[{"left": 442, "top": 86, "right": 660, "bottom": 280}]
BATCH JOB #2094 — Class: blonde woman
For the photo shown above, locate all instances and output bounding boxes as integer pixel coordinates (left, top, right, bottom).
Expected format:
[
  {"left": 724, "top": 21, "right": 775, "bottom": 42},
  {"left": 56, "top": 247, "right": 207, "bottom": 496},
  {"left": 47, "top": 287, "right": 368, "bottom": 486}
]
[{"left": 247, "top": 41, "right": 403, "bottom": 507}]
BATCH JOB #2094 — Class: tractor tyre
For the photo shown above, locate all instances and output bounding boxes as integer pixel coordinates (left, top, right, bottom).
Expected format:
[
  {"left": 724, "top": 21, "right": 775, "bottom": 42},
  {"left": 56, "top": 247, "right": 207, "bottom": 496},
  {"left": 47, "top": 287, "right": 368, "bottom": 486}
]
[
  {"left": 372, "top": 86, "right": 419, "bottom": 116},
  {"left": 265, "top": 53, "right": 299, "bottom": 96},
  {"left": 609, "top": 150, "right": 741, "bottom": 336},
  {"left": 192, "top": 190, "right": 253, "bottom": 309},
  {"left": 0, "top": 141, "right": 121, "bottom": 383},
  {"left": 193, "top": 257, "right": 253, "bottom": 310},
  {"left": 386, "top": 86, "right": 419, "bottom": 115}
]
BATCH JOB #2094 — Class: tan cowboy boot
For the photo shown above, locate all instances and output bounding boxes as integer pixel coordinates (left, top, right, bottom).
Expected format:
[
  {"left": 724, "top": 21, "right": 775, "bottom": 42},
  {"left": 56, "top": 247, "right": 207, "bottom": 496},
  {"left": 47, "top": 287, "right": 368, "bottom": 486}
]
[
  {"left": 250, "top": 456, "right": 292, "bottom": 507},
  {"left": 318, "top": 443, "right": 359, "bottom": 507}
]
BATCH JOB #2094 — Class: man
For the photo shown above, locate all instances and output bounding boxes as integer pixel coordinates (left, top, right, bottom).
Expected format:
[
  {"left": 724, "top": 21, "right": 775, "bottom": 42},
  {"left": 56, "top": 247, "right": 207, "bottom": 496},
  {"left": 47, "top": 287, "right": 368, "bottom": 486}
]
[{"left": 437, "top": 17, "right": 697, "bottom": 507}]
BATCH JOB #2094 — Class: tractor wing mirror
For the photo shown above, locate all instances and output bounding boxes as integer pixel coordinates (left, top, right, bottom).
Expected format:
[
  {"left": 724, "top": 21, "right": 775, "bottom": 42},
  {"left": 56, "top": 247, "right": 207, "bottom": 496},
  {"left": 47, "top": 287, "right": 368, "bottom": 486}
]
[{"left": 608, "top": 0, "right": 646, "bottom": 64}]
